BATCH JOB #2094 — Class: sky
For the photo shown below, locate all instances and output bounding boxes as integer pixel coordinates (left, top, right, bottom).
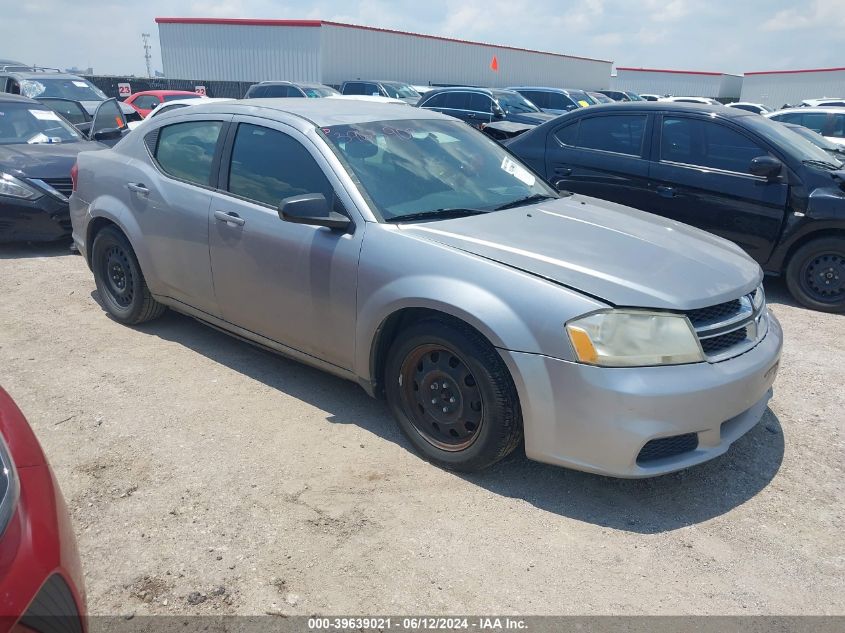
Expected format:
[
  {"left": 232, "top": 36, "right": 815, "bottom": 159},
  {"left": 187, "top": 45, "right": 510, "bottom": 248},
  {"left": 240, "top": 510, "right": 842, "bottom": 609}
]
[{"left": 3, "top": 0, "right": 844, "bottom": 77}]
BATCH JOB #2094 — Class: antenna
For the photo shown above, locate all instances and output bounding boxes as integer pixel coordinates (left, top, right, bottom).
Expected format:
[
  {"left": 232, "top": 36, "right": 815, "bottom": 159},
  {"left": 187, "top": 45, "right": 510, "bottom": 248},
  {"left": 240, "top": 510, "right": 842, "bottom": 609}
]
[{"left": 142, "top": 32, "right": 152, "bottom": 78}]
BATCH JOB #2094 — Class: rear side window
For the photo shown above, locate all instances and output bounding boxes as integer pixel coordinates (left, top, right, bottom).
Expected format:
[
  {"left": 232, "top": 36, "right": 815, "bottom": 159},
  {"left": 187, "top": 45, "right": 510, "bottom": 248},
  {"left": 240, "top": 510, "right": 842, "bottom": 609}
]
[
  {"left": 661, "top": 117, "right": 767, "bottom": 173},
  {"left": 227, "top": 123, "right": 334, "bottom": 207},
  {"left": 443, "top": 92, "right": 470, "bottom": 109},
  {"left": 576, "top": 115, "right": 647, "bottom": 156},
  {"left": 133, "top": 95, "right": 160, "bottom": 110},
  {"left": 263, "top": 85, "right": 296, "bottom": 98},
  {"left": 343, "top": 82, "right": 365, "bottom": 95},
  {"left": 154, "top": 121, "right": 223, "bottom": 186}
]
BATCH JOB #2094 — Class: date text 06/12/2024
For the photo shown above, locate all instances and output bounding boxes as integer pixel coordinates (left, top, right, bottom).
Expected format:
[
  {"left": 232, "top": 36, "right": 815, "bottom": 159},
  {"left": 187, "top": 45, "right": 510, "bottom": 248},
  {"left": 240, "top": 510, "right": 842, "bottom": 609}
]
[{"left": 308, "top": 617, "right": 528, "bottom": 630}]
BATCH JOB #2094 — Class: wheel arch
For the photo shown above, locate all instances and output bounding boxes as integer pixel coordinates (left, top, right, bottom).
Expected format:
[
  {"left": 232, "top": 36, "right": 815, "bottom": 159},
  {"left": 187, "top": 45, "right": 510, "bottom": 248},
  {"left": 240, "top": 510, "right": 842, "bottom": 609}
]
[{"left": 782, "top": 228, "right": 845, "bottom": 272}]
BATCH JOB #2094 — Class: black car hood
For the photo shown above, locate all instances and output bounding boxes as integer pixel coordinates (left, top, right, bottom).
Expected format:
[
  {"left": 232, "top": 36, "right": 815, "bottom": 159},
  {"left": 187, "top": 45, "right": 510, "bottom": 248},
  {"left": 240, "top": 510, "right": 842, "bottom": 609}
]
[
  {"left": 0, "top": 140, "right": 102, "bottom": 179},
  {"left": 508, "top": 111, "right": 557, "bottom": 125}
]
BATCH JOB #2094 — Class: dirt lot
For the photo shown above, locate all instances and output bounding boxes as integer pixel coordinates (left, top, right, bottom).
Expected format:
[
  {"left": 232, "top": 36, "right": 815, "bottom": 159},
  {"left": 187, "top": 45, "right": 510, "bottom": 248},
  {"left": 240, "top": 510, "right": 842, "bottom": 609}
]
[{"left": 0, "top": 241, "right": 842, "bottom": 616}]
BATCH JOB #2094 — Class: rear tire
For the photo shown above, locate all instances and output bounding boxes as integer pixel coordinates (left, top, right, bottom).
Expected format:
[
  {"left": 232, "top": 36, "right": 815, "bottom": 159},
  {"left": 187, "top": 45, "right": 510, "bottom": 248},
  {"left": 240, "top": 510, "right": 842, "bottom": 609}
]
[
  {"left": 785, "top": 237, "right": 845, "bottom": 313},
  {"left": 91, "top": 226, "right": 165, "bottom": 324},
  {"left": 384, "top": 318, "right": 523, "bottom": 472}
]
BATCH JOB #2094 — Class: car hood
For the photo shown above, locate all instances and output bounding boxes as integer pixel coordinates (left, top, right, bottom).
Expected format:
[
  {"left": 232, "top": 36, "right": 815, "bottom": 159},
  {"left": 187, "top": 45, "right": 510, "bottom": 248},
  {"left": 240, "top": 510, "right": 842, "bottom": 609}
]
[
  {"left": 397, "top": 195, "right": 761, "bottom": 310},
  {"left": 0, "top": 140, "right": 102, "bottom": 179}
]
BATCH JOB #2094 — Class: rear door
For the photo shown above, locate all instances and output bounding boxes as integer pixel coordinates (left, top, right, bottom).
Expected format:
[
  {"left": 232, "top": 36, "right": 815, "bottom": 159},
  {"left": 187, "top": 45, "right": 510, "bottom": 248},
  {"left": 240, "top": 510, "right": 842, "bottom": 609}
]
[
  {"left": 130, "top": 116, "right": 230, "bottom": 315},
  {"left": 647, "top": 114, "right": 788, "bottom": 264},
  {"left": 544, "top": 112, "right": 653, "bottom": 209}
]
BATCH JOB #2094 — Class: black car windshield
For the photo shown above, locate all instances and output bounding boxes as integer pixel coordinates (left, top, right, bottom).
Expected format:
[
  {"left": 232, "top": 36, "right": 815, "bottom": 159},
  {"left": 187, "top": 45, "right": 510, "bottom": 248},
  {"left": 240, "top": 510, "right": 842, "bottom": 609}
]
[
  {"left": 494, "top": 91, "right": 541, "bottom": 113},
  {"left": 321, "top": 119, "right": 557, "bottom": 221},
  {"left": 381, "top": 83, "right": 420, "bottom": 99},
  {"left": 302, "top": 85, "right": 340, "bottom": 98},
  {"left": 745, "top": 115, "right": 843, "bottom": 167},
  {"left": 0, "top": 101, "right": 82, "bottom": 144},
  {"left": 20, "top": 78, "right": 107, "bottom": 101}
]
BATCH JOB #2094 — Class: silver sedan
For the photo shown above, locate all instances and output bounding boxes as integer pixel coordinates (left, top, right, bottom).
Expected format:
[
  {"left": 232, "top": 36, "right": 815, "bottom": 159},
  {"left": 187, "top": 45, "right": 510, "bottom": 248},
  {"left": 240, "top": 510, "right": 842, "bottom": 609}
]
[{"left": 69, "top": 99, "right": 781, "bottom": 477}]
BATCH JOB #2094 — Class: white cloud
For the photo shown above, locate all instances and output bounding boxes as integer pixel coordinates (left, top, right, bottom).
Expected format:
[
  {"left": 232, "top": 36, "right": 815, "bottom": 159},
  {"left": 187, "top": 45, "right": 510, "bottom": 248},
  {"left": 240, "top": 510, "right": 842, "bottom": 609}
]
[{"left": 762, "top": 0, "right": 845, "bottom": 31}]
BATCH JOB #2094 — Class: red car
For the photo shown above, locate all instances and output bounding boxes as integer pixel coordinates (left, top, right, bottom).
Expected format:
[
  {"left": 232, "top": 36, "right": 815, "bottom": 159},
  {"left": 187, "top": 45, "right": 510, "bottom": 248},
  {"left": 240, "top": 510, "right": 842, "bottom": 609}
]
[
  {"left": 0, "top": 388, "right": 86, "bottom": 633},
  {"left": 123, "top": 90, "right": 204, "bottom": 118}
]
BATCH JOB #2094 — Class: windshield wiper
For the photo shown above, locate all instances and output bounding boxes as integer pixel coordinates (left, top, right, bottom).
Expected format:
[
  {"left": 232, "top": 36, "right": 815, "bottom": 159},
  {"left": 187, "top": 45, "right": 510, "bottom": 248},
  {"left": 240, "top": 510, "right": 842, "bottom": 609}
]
[
  {"left": 384, "top": 208, "right": 489, "bottom": 223},
  {"left": 803, "top": 159, "right": 841, "bottom": 170},
  {"left": 493, "top": 193, "right": 558, "bottom": 211}
]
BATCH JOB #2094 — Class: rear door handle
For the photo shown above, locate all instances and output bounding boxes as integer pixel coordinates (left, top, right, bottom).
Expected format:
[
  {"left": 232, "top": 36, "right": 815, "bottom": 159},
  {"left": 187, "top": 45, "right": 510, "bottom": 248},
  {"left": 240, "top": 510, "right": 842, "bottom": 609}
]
[
  {"left": 554, "top": 167, "right": 572, "bottom": 176},
  {"left": 126, "top": 182, "right": 149, "bottom": 195},
  {"left": 656, "top": 185, "right": 676, "bottom": 198},
  {"left": 214, "top": 210, "right": 246, "bottom": 226}
]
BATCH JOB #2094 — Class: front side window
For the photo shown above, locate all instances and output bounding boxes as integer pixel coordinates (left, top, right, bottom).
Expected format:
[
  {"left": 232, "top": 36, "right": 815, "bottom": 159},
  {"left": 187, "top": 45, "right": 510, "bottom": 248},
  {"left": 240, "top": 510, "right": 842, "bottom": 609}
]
[
  {"left": 576, "top": 115, "right": 647, "bottom": 156},
  {"left": 343, "top": 83, "right": 365, "bottom": 96},
  {"left": 661, "top": 117, "right": 767, "bottom": 173},
  {"left": 420, "top": 93, "right": 447, "bottom": 108},
  {"left": 154, "top": 120, "right": 223, "bottom": 186},
  {"left": 227, "top": 124, "right": 334, "bottom": 207},
  {"left": 468, "top": 93, "right": 492, "bottom": 114},
  {"left": 443, "top": 92, "right": 470, "bottom": 110},
  {"left": 548, "top": 93, "right": 576, "bottom": 110},
  {"left": 321, "top": 119, "right": 557, "bottom": 221},
  {"left": 518, "top": 91, "right": 547, "bottom": 109}
]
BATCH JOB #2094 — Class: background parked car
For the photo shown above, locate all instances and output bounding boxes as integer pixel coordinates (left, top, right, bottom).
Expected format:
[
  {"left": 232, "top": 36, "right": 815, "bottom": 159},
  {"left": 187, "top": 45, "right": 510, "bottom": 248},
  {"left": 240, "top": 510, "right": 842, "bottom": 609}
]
[
  {"left": 588, "top": 91, "right": 614, "bottom": 104},
  {"left": 596, "top": 89, "right": 631, "bottom": 102},
  {"left": 639, "top": 94, "right": 662, "bottom": 101},
  {"left": 244, "top": 81, "right": 339, "bottom": 99},
  {"left": 508, "top": 87, "right": 593, "bottom": 113},
  {"left": 411, "top": 85, "right": 433, "bottom": 94},
  {"left": 417, "top": 87, "right": 555, "bottom": 130},
  {"left": 0, "top": 93, "right": 108, "bottom": 242},
  {"left": 0, "top": 387, "right": 86, "bottom": 631},
  {"left": 0, "top": 66, "right": 140, "bottom": 123},
  {"left": 765, "top": 107, "right": 845, "bottom": 147},
  {"left": 340, "top": 80, "right": 421, "bottom": 104},
  {"left": 798, "top": 98, "right": 845, "bottom": 108},
  {"left": 506, "top": 101, "right": 845, "bottom": 312},
  {"left": 124, "top": 90, "right": 204, "bottom": 117},
  {"left": 726, "top": 102, "right": 773, "bottom": 115},
  {"left": 782, "top": 122, "right": 845, "bottom": 160},
  {"left": 662, "top": 96, "right": 723, "bottom": 105}
]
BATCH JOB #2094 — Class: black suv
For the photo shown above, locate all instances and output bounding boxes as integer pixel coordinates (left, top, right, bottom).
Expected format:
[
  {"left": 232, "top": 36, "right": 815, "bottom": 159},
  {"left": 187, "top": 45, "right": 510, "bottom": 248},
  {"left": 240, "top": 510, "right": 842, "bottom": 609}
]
[
  {"left": 243, "top": 81, "right": 339, "bottom": 98},
  {"left": 507, "top": 102, "right": 845, "bottom": 312},
  {"left": 417, "top": 87, "right": 556, "bottom": 129}
]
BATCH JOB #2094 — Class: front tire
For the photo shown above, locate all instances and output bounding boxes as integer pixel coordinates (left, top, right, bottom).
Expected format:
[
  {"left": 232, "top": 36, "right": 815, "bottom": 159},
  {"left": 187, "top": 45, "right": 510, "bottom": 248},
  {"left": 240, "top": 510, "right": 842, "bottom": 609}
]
[
  {"left": 384, "top": 318, "right": 523, "bottom": 472},
  {"left": 91, "top": 226, "right": 165, "bottom": 324},
  {"left": 785, "top": 237, "right": 845, "bottom": 313}
]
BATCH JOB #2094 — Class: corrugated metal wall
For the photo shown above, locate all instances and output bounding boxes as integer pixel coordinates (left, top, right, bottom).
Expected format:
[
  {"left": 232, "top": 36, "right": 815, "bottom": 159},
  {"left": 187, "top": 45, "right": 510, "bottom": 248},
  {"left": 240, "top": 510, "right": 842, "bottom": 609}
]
[
  {"left": 158, "top": 23, "right": 322, "bottom": 82},
  {"left": 740, "top": 70, "right": 845, "bottom": 108},
  {"left": 612, "top": 70, "right": 742, "bottom": 99},
  {"left": 320, "top": 24, "right": 611, "bottom": 89}
]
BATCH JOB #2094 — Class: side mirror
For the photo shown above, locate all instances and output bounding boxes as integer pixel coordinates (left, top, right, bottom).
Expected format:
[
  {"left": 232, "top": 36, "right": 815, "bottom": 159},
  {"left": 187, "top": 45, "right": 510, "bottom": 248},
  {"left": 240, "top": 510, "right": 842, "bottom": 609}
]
[
  {"left": 278, "top": 193, "right": 350, "bottom": 230},
  {"left": 492, "top": 106, "right": 506, "bottom": 119},
  {"left": 749, "top": 155, "right": 782, "bottom": 181},
  {"left": 92, "top": 127, "right": 123, "bottom": 141}
]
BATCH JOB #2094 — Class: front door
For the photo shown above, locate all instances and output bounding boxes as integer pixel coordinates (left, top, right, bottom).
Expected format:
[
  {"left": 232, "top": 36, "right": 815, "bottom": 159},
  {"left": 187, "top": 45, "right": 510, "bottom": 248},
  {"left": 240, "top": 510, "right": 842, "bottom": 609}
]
[
  {"left": 208, "top": 118, "right": 362, "bottom": 370},
  {"left": 647, "top": 114, "right": 788, "bottom": 264}
]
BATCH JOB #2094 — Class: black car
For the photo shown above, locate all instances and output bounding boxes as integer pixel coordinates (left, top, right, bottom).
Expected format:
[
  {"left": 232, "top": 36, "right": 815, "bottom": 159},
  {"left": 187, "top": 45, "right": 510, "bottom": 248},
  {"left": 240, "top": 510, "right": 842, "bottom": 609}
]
[
  {"left": 417, "top": 87, "right": 556, "bottom": 131},
  {"left": 506, "top": 102, "right": 845, "bottom": 312},
  {"left": 597, "top": 90, "right": 644, "bottom": 102},
  {"left": 244, "top": 81, "right": 339, "bottom": 98},
  {"left": 0, "top": 94, "right": 103, "bottom": 242}
]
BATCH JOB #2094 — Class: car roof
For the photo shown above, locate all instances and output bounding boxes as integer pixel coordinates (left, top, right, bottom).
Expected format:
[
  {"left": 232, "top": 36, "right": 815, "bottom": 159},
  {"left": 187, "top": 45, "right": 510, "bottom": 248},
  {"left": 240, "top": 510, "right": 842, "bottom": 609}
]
[
  {"left": 132, "top": 90, "right": 200, "bottom": 97},
  {"left": 507, "top": 86, "right": 586, "bottom": 93},
  {"left": 0, "top": 92, "right": 39, "bottom": 104},
  {"left": 562, "top": 101, "right": 750, "bottom": 116},
  {"left": 2, "top": 71, "right": 86, "bottom": 80},
  {"left": 769, "top": 107, "right": 845, "bottom": 114},
  {"left": 176, "top": 98, "right": 448, "bottom": 126}
]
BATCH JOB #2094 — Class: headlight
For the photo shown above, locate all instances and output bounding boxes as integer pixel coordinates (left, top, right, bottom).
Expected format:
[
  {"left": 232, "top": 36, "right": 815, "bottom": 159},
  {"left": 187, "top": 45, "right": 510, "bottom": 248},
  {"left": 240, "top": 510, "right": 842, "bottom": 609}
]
[
  {"left": 0, "top": 173, "right": 43, "bottom": 200},
  {"left": 566, "top": 309, "right": 704, "bottom": 367},
  {"left": 752, "top": 285, "right": 765, "bottom": 311},
  {"left": 0, "top": 436, "right": 19, "bottom": 538}
]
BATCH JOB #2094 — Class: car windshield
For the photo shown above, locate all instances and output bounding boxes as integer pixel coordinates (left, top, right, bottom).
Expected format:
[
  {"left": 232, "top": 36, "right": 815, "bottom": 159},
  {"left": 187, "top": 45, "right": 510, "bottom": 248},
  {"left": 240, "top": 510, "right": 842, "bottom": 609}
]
[
  {"left": 494, "top": 92, "right": 540, "bottom": 113},
  {"left": 321, "top": 119, "right": 557, "bottom": 221},
  {"left": 163, "top": 94, "right": 201, "bottom": 102},
  {"left": 0, "top": 101, "right": 82, "bottom": 144},
  {"left": 785, "top": 124, "right": 841, "bottom": 151},
  {"left": 745, "top": 115, "right": 843, "bottom": 167},
  {"left": 302, "top": 85, "right": 340, "bottom": 98},
  {"left": 568, "top": 90, "right": 595, "bottom": 104},
  {"left": 381, "top": 83, "right": 420, "bottom": 99},
  {"left": 19, "top": 77, "right": 107, "bottom": 101},
  {"left": 625, "top": 92, "right": 644, "bottom": 101}
]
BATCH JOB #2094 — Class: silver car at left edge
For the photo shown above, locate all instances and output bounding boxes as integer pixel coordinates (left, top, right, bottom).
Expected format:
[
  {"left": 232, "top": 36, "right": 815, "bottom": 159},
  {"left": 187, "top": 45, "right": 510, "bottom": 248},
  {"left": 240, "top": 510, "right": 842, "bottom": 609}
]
[{"left": 69, "top": 99, "right": 782, "bottom": 477}]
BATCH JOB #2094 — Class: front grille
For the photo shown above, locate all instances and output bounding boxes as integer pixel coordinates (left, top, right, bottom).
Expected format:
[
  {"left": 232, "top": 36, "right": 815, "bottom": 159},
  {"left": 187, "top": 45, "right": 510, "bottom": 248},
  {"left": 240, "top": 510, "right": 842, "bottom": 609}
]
[
  {"left": 685, "top": 287, "right": 766, "bottom": 362},
  {"left": 637, "top": 433, "right": 699, "bottom": 464},
  {"left": 42, "top": 178, "right": 73, "bottom": 198}
]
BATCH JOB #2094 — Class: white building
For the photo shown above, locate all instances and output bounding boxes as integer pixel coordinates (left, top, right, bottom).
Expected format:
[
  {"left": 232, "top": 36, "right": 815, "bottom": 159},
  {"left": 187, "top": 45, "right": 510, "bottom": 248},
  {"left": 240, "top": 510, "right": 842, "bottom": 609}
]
[
  {"left": 155, "top": 18, "right": 613, "bottom": 90},
  {"left": 612, "top": 67, "right": 743, "bottom": 100},
  {"left": 740, "top": 67, "right": 845, "bottom": 109}
]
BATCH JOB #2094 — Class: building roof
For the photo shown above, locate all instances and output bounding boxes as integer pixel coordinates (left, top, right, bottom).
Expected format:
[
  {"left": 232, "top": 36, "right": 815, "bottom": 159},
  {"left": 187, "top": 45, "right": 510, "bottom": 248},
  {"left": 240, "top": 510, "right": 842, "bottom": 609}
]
[
  {"left": 154, "top": 17, "right": 613, "bottom": 65},
  {"left": 745, "top": 66, "right": 845, "bottom": 76},
  {"left": 615, "top": 67, "right": 742, "bottom": 77}
]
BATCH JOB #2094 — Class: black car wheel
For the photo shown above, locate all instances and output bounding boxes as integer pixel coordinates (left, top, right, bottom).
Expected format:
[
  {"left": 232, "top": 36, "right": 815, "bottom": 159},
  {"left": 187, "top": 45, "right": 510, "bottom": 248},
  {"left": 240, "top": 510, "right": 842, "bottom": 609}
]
[
  {"left": 91, "top": 226, "right": 166, "bottom": 324},
  {"left": 786, "top": 237, "right": 845, "bottom": 313},
  {"left": 385, "top": 318, "right": 523, "bottom": 471}
]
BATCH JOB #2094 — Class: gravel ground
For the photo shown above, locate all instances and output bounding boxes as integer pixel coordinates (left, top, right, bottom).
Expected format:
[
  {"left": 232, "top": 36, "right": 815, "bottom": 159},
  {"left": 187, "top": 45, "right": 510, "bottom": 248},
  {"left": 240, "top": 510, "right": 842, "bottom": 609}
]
[{"left": 0, "top": 241, "right": 842, "bottom": 616}]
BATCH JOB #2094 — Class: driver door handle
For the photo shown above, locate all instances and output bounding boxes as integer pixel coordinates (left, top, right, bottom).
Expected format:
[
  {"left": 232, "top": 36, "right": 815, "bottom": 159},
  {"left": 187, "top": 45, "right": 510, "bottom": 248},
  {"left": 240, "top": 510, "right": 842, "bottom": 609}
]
[
  {"left": 554, "top": 167, "right": 572, "bottom": 176},
  {"left": 656, "top": 185, "right": 676, "bottom": 198},
  {"left": 126, "top": 182, "right": 149, "bottom": 195},
  {"left": 214, "top": 210, "right": 246, "bottom": 226}
]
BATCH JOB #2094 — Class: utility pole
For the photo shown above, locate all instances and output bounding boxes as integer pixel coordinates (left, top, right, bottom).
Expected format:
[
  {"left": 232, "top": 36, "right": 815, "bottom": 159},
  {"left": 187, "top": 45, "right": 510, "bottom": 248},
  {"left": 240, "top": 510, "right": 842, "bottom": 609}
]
[{"left": 142, "top": 33, "right": 152, "bottom": 78}]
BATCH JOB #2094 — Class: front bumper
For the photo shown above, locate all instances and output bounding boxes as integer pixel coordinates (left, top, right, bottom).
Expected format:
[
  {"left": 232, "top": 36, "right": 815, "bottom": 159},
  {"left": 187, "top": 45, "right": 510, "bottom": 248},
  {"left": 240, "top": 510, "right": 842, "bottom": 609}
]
[
  {"left": 0, "top": 194, "right": 71, "bottom": 243},
  {"left": 501, "top": 311, "right": 783, "bottom": 478}
]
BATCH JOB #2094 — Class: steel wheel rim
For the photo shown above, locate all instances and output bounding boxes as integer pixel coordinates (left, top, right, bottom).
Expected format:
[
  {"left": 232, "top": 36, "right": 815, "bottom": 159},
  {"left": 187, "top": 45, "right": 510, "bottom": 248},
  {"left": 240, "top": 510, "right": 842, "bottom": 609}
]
[
  {"left": 398, "top": 343, "right": 484, "bottom": 452},
  {"left": 102, "top": 245, "right": 134, "bottom": 307},
  {"left": 801, "top": 251, "right": 845, "bottom": 303}
]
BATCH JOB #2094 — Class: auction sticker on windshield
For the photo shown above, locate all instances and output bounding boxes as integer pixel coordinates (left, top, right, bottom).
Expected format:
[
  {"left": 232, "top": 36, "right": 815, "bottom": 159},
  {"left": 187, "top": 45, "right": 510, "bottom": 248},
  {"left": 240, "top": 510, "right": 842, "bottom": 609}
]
[
  {"left": 501, "top": 156, "right": 535, "bottom": 186},
  {"left": 29, "top": 109, "right": 62, "bottom": 121}
]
